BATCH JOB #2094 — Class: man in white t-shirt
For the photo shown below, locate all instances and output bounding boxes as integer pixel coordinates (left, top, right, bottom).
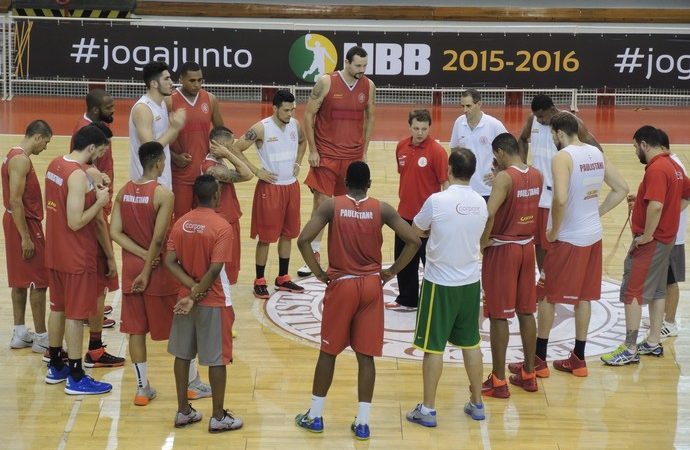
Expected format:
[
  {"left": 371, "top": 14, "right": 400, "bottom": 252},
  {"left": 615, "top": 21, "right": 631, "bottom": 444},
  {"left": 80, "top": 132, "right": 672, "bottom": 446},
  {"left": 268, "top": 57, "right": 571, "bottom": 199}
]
[
  {"left": 449, "top": 89, "right": 507, "bottom": 200},
  {"left": 406, "top": 148, "right": 489, "bottom": 425}
]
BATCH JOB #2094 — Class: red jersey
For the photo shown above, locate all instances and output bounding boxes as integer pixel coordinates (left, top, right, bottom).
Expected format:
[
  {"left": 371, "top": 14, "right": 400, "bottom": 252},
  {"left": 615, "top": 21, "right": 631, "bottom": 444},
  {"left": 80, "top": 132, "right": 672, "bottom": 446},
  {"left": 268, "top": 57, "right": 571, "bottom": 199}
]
[
  {"left": 2, "top": 147, "right": 43, "bottom": 221},
  {"left": 327, "top": 195, "right": 383, "bottom": 279},
  {"left": 314, "top": 72, "right": 370, "bottom": 160},
  {"left": 396, "top": 136, "right": 448, "bottom": 220},
  {"left": 119, "top": 180, "right": 178, "bottom": 296},
  {"left": 44, "top": 156, "right": 98, "bottom": 273},
  {"left": 167, "top": 207, "right": 233, "bottom": 307},
  {"left": 170, "top": 89, "right": 213, "bottom": 185},
  {"left": 71, "top": 116, "right": 114, "bottom": 189},
  {"left": 200, "top": 156, "right": 242, "bottom": 224},
  {"left": 631, "top": 153, "right": 690, "bottom": 244},
  {"left": 490, "top": 166, "right": 543, "bottom": 241}
]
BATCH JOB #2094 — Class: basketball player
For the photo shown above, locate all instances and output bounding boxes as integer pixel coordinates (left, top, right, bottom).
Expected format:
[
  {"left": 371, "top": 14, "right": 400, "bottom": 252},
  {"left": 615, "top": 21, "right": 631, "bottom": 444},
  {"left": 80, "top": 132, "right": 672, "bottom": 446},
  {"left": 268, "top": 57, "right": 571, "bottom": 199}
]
[
  {"left": 295, "top": 162, "right": 420, "bottom": 440},
  {"left": 385, "top": 109, "right": 448, "bottom": 311},
  {"left": 298, "top": 45, "right": 376, "bottom": 277},
  {"left": 166, "top": 175, "right": 243, "bottom": 433},
  {"left": 602, "top": 126, "right": 690, "bottom": 366},
  {"left": 168, "top": 61, "right": 225, "bottom": 220},
  {"left": 480, "top": 133, "right": 542, "bottom": 398},
  {"left": 129, "top": 61, "right": 186, "bottom": 189},
  {"left": 232, "top": 89, "right": 306, "bottom": 298},
  {"left": 110, "top": 141, "right": 178, "bottom": 406},
  {"left": 44, "top": 125, "right": 112, "bottom": 395},
  {"left": 449, "top": 88, "right": 507, "bottom": 201},
  {"left": 406, "top": 149, "right": 488, "bottom": 425},
  {"left": 2, "top": 120, "right": 51, "bottom": 353},
  {"left": 534, "top": 112, "right": 627, "bottom": 377}
]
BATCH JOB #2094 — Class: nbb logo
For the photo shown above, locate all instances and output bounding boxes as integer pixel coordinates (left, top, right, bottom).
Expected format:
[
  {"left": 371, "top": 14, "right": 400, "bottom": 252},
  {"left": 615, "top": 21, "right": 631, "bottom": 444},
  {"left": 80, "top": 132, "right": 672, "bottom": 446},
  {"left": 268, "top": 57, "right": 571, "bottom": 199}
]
[{"left": 344, "top": 42, "right": 431, "bottom": 76}]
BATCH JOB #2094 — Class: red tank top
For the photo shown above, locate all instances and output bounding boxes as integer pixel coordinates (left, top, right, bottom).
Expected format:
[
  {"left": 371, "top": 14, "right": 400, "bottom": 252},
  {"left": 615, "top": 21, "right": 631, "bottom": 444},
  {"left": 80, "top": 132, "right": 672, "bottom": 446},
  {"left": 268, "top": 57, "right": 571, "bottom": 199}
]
[
  {"left": 200, "top": 157, "right": 242, "bottom": 223},
  {"left": 490, "top": 166, "right": 543, "bottom": 242},
  {"left": 171, "top": 89, "right": 213, "bottom": 184},
  {"left": 119, "top": 180, "right": 178, "bottom": 295},
  {"left": 2, "top": 147, "right": 43, "bottom": 220},
  {"left": 314, "top": 73, "right": 370, "bottom": 160},
  {"left": 71, "top": 117, "right": 114, "bottom": 216},
  {"left": 327, "top": 195, "right": 383, "bottom": 279},
  {"left": 45, "top": 156, "right": 98, "bottom": 273}
]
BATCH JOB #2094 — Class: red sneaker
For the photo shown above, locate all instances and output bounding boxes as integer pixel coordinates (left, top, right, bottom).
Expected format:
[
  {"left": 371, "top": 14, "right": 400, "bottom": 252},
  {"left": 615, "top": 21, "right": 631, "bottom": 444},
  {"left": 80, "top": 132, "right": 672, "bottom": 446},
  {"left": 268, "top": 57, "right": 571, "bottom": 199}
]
[
  {"left": 103, "top": 305, "right": 113, "bottom": 315},
  {"left": 553, "top": 352, "right": 588, "bottom": 377},
  {"left": 509, "top": 368, "right": 538, "bottom": 392},
  {"left": 481, "top": 372, "right": 510, "bottom": 398},
  {"left": 508, "top": 355, "right": 550, "bottom": 378}
]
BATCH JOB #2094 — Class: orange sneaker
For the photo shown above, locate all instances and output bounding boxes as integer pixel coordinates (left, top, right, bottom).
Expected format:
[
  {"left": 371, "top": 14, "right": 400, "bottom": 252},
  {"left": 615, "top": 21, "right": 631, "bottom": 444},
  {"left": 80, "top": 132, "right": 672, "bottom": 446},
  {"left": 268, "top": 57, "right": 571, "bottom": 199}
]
[
  {"left": 481, "top": 372, "right": 510, "bottom": 398},
  {"left": 134, "top": 384, "right": 157, "bottom": 406},
  {"left": 509, "top": 368, "right": 538, "bottom": 392},
  {"left": 553, "top": 352, "right": 588, "bottom": 377},
  {"left": 508, "top": 355, "right": 550, "bottom": 378}
]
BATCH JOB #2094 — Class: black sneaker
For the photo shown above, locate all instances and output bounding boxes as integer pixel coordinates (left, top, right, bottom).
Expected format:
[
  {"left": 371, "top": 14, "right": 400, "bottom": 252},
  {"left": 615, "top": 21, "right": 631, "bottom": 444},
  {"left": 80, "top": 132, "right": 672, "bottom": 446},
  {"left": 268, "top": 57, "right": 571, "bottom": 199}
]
[
  {"left": 275, "top": 275, "right": 305, "bottom": 293},
  {"left": 84, "top": 346, "right": 125, "bottom": 368},
  {"left": 253, "top": 278, "right": 270, "bottom": 299}
]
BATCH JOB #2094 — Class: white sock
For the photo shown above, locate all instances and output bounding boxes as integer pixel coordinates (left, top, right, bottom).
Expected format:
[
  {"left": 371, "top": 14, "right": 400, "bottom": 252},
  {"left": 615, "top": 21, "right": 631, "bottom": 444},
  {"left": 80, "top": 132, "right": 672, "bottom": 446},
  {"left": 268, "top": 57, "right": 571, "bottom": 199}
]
[
  {"left": 311, "top": 242, "right": 321, "bottom": 253},
  {"left": 356, "top": 402, "right": 371, "bottom": 425},
  {"left": 188, "top": 358, "right": 199, "bottom": 384},
  {"left": 309, "top": 395, "right": 325, "bottom": 418},
  {"left": 133, "top": 362, "right": 148, "bottom": 389},
  {"left": 14, "top": 324, "right": 28, "bottom": 335},
  {"left": 420, "top": 404, "right": 435, "bottom": 415}
]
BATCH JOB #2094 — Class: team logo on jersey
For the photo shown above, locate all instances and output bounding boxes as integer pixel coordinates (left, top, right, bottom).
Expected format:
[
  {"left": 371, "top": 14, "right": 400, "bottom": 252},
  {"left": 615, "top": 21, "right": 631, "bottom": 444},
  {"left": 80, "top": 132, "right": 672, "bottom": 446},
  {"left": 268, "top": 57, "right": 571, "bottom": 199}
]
[
  {"left": 265, "top": 266, "right": 634, "bottom": 363},
  {"left": 201, "top": 103, "right": 210, "bottom": 114},
  {"left": 417, "top": 156, "right": 428, "bottom": 168},
  {"left": 289, "top": 34, "right": 338, "bottom": 83},
  {"left": 358, "top": 93, "right": 366, "bottom": 103},
  {"left": 479, "top": 136, "right": 489, "bottom": 145},
  {"left": 182, "top": 220, "right": 206, "bottom": 234}
]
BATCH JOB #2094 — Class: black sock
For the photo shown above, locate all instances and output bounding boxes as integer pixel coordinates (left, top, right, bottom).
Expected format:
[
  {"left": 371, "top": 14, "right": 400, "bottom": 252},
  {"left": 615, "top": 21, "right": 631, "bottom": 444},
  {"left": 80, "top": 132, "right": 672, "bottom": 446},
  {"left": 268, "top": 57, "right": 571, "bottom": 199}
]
[
  {"left": 68, "top": 359, "right": 84, "bottom": 381},
  {"left": 574, "top": 340, "right": 586, "bottom": 360},
  {"left": 278, "top": 258, "right": 290, "bottom": 277},
  {"left": 536, "top": 337, "right": 549, "bottom": 361},
  {"left": 49, "top": 346, "right": 64, "bottom": 369},
  {"left": 88, "top": 331, "right": 102, "bottom": 351},
  {"left": 256, "top": 264, "right": 266, "bottom": 280}
]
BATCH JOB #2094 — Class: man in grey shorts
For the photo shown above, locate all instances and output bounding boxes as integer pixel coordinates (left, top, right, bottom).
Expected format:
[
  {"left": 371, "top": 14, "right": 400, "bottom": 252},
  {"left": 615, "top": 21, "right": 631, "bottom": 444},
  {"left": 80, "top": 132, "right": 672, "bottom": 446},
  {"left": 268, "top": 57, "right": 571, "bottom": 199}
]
[{"left": 165, "top": 174, "right": 242, "bottom": 432}]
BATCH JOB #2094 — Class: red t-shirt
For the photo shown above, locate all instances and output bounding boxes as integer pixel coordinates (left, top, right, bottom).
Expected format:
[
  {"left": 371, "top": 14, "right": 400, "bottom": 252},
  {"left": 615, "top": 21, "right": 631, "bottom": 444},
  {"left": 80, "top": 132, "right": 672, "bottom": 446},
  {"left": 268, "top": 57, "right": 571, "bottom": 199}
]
[
  {"left": 2, "top": 147, "right": 43, "bottom": 221},
  {"left": 490, "top": 166, "right": 542, "bottom": 241},
  {"left": 170, "top": 89, "right": 213, "bottom": 185},
  {"left": 395, "top": 136, "right": 448, "bottom": 220},
  {"left": 631, "top": 153, "right": 690, "bottom": 244},
  {"left": 167, "top": 207, "right": 233, "bottom": 306},
  {"left": 200, "top": 156, "right": 242, "bottom": 224},
  {"left": 314, "top": 72, "right": 370, "bottom": 160},
  {"left": 119, "top": 180, "right": 178, "bottom": 296},
  {"left": 327, "top": 195, "right": 383, "bottom": 279},
  {"left": 44, "top": 156, "right": 98, "bottom": 274}
]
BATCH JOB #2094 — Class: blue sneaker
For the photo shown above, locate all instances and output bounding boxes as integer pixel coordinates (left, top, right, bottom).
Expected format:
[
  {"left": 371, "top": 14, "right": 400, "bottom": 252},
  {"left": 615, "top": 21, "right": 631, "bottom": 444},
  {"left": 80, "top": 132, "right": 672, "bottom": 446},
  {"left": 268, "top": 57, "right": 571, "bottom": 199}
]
[
  {"left": 464, "top": 402, "right": 485, "bottom": 421},
  {"left": 351, "top": 421, "right": 370, "bottom": 440},
  {"left": 45, "top": 365, "right": 70, "bottom": 384},
  {"left": 406, "top": 403, "right": 437, "bottom": 427},
  {"left": 637, "top": 340, "right": 664, "bottom": 357},
  {"left": 295, "top": 410, "right": 324, "bottom": 433},
  {"left": 600, "top": 344, "right": 640, "bottom": 366},
  {"left": 64, "top": 375, "right": 112, "bottom": 395}
]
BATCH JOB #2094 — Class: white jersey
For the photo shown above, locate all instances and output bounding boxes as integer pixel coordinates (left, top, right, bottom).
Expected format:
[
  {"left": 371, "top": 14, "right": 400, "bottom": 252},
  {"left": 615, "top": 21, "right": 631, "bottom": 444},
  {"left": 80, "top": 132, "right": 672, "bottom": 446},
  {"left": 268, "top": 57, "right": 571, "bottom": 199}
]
[
  {"left": 128, "top": 95, "right": 172, "bottom": 189},
  {"left": 551, "top": 144, "right": 604, "bottom": 246},
  {"left": 257, "top": 117, "right": 299, "bottom": 185},
  {"left": 449, "top": 112, "right": 507, "bottom": 196},
  {"left": 671, "top": 153, "right": 687, "bottom": 245},
  {"left": 413, "top": 184, "right": 488, "bottom": 286},
  {"left": 530, "top": 118, "right": 558, "bottom": 208}
]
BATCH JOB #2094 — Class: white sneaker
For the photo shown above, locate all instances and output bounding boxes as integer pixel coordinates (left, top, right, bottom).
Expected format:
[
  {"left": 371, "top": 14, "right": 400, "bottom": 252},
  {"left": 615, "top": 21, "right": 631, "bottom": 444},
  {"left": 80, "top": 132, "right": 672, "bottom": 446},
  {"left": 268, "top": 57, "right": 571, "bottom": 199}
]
[
  {"left": 187, "top": 375, "right": 212, "bottom": 400},
  {"left": 297, "top": 251, "right": 320, "bottom": 277},
  {"left": 660, "top": 321, "right": 679, "bottom": 339},
  {"left": 208, "top": 410, "right": 243, "bottom": 433},
  {"left": 31, "top": 332, "right": 49, "bottom": 353},
  {"left": 10, "top": 329, "right": 33, "bottom": 349}
]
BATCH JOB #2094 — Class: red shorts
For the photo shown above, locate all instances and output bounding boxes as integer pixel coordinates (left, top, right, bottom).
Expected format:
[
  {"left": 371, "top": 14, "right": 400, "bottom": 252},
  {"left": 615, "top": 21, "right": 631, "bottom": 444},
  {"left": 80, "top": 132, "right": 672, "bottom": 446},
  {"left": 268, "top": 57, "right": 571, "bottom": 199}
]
[
  {"left": 320, "top": 274, "right": 384, "bottom": 357},
  {"left": 482, "top": 242, "right": 537, "bottom": 318},
  {"left": 120, "top": 293, "right": 177, "bottom": 340},
  {"left": 97, "top": 254, "right": 119, "bottom": 294},
  {"left": 537, "top": 240, "right": 602, "bottom": 304},
  {"left": 3, "top": 214, "right": 48, "bottom": 288},
  {"left": 533, "top": 207, "right": 551, "bottom": 251},
  {"left": 250, "top": 180, "right": 300, "bottom": 243},
  {"left": 48, "top": 269, "right": 98, "bottom": 319},
  {"left": 620, "top": 240, "right": 674, "bottom": 305},
  {"left": 305, "top": 156, "right": 359, "bottom": 197},
  {"left": 224, "top": 220, "right": 240, "bottom": 284},
  {"left": 172, "top": 182, "right": 195, "bottom": 223}
]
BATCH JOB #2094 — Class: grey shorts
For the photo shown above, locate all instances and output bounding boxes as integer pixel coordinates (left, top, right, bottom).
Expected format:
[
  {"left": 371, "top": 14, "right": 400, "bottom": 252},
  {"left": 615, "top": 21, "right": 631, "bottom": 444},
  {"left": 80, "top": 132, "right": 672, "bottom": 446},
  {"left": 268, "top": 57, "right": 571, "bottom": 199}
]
[
  {"left": 167, "top": 304, "right": 235, "bottom": 366},
  {"left": 620, "top": 240, "right": 674, "bottom": 305},
  {"left": 668, "top": 244, "right": 686, "bottom": 284}
]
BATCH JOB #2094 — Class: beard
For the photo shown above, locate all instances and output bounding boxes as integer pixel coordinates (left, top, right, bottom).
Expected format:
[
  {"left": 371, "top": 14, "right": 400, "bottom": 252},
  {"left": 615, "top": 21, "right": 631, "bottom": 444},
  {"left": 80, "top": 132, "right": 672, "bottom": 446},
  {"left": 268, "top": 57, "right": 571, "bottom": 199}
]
[
  {"left": 99, "top": 113, "right": 114, "bottom": 124},
  {"left": 637, "top": 150, "right": 647, "bottom": 165}
]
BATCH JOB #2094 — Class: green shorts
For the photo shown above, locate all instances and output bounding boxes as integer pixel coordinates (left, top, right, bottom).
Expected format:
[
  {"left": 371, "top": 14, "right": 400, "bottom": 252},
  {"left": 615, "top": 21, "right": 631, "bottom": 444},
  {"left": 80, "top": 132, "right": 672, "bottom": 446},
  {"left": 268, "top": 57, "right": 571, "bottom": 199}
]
[{"left": 413, "top": 279, "right": 481, "bottom": 353}]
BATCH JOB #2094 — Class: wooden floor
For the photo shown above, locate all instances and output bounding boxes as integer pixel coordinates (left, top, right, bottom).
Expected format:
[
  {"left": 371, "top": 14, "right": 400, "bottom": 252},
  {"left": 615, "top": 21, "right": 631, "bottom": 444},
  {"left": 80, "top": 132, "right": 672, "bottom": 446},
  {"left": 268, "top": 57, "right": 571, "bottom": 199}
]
[{"left": 2, "top": 131, "right": 690, "bottom": 449}]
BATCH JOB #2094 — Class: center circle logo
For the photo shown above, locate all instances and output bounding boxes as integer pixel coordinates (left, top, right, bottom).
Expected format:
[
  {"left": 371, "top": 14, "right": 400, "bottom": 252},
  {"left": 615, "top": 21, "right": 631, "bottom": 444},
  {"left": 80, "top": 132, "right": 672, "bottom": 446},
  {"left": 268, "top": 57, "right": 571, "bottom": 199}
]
[
  {"left": 264, "top": 266, "right": 632, "bottom": 364},
  {"left": 289, "top": 33, "right": 338, "bottom": 83}
]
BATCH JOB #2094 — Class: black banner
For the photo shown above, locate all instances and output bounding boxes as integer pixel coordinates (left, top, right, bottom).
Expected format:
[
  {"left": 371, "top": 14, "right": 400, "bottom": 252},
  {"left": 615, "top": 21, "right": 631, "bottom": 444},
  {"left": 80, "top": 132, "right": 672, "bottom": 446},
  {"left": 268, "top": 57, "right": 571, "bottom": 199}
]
[{"left": 19, "top": 20, "right": 690, "bottom": 88}]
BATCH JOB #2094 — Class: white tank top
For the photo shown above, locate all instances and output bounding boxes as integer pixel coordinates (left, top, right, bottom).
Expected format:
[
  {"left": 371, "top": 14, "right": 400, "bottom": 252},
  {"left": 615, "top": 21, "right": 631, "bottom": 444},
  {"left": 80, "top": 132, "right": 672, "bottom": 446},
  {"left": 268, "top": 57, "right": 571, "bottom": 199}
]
[
  {"left": 128, "top": 95, "right": 172, "bottom": 189},
  {"left": 257, "top": 117, "right": 299, "bottom": 185},
  {"left": 671, "top": 153, "right": 687, "bottom": 245},
  {"left": 552, "top": 144, "right": 604, "bottom": 246},
  {"left": 530, "top": 118, "right": 558, "bottom": 208}
]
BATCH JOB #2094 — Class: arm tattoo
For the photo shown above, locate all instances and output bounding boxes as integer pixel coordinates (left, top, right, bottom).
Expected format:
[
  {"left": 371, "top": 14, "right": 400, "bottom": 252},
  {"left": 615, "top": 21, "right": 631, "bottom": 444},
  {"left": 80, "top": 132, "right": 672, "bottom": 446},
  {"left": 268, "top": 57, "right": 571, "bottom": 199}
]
[
  {"left": 310, "top": 79, "right": 324, "bottom": 100},
  {"left": 244, "top": 128, "right": 258, "bottom": 142}
]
